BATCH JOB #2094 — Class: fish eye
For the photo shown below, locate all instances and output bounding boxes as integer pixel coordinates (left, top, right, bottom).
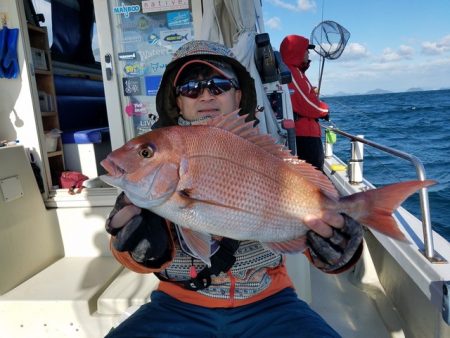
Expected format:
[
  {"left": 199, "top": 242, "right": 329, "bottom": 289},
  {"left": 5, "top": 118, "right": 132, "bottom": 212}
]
[{"left": 139, "top": 146, "right": 154, "bottom": 158}]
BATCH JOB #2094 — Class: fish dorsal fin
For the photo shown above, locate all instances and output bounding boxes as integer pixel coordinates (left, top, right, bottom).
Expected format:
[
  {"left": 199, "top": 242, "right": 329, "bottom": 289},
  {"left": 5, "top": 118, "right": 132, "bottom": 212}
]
[
  {"left": 207, "top": 110, "right": 293, "bottom": 158},
  {"left": 207, "top": 110, "right": 338, "bottom": 199}
]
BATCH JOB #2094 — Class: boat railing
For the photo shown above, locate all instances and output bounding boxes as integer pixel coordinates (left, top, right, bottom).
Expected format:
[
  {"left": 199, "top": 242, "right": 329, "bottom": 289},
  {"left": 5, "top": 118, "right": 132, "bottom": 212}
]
[{"left": 323, "top": 126, "right": 443, "bottom": 263}]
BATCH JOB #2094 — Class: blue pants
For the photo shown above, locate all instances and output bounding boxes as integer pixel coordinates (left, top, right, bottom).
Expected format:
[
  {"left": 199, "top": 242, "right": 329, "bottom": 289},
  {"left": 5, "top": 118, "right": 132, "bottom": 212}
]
[
  {"left": 105, "top": 288, "right": 340, "bottom": 338},
  {"left": 296, "top": 136, "right": 325, "bottom": 170}
]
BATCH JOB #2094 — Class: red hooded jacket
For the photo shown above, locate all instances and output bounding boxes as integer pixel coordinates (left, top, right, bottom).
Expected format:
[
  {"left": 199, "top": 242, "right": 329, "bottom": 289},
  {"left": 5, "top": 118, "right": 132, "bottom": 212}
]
[{"left": 280, "top": 35, "right": 329, "bottom": 137}]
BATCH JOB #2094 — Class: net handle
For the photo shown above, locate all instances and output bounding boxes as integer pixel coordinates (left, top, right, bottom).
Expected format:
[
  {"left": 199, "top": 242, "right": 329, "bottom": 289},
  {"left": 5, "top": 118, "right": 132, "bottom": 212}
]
[{"left": 317, "top": 57, "right": 326, "bottom": 95}]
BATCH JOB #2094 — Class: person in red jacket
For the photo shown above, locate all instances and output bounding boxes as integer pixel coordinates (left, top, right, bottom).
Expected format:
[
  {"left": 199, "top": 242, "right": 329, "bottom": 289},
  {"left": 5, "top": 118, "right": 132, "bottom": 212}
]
[{"left": 280, "top": 35, "right": 329, "bottom": 170}]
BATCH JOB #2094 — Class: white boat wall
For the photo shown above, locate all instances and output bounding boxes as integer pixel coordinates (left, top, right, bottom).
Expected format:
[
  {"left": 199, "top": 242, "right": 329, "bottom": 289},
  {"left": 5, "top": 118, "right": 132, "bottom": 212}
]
[{"left": 0, "top": 1, "right": 449, "bottom": 338}]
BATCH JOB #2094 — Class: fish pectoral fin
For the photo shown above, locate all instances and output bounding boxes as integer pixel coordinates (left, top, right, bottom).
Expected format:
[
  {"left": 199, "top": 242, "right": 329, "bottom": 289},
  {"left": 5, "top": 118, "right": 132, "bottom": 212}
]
[
  {"left": 264, "top": 236, "right": 308, "bottom": 254},
  {"left": 177, "top": 226, "right": 212, "bottom": 267}
]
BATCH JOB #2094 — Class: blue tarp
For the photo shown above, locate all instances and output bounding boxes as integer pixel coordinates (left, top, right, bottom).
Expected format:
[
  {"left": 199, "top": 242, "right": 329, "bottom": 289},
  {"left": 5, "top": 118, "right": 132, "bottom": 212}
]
[{"left": 0, "top": 26, "right": 19, "bottom": 79}]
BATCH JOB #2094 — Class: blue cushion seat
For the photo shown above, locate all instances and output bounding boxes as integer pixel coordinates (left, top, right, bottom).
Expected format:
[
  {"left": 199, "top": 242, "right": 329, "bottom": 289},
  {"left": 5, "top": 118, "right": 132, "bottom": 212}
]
[
  {"left": 61, "top": 127, "right": 109, "bottom": 144},
  {"left": 54, "top": 75, "right": 110, "bottom": 145}
]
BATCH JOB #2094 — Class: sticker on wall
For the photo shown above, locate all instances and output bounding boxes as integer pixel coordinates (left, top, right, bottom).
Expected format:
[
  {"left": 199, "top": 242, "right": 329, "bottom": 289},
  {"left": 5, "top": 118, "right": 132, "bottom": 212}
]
[
  {"left": 142, "top": 0, "right": 189, "bottom": 13},
  {"left": 147, "top": 33, "right": 160, "bottom": 45},
  {"left": 124, "top": 62, "right": 145, "bottom": 76},
  {"left": 118, "top": 51, "right": 137, "bottom": 61},
  {"left": 137, "top": 47, "right": 170, "bottom": 62},
  {"left": 125, "top": 100, "right": 148, "bottom": 117},
  {"left": 147, "top": 113, "right": 159, "bottom": 129},
  {"left": 120, "top": 31, "right": 143, "bottom": 44},
  {"left": 137, "top": 16, "right": 150, "bottom": 30},
  {"left": 146, "top": 62, "right": 168, "bottom": 74},
  {"left": 167, "top": 10, "right": 191, "bottom": 28},
  {"left": 123, "top": 78, "right": 142, "bottom": 96},
  {"left": 160, "top": 28, "right": 192, "bottom": 45},
  {"left": 145, "top": 75, "right": 163, "bottom": 96},
  {"left": 112, "top": 3, "right": 141, "bottom": 18},
  {"left": 136, "top": 113, "right": 159, "bottom": 132}
]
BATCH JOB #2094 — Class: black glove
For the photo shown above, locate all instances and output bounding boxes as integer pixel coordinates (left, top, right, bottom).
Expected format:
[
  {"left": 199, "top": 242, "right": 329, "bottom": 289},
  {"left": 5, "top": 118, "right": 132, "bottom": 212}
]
[
  {"left": 106, "top": 193, "right": 172, "bottom": 268},
  {"left": 306, "top": 214, "right": 363, "bottom": 272},
  {"left": 320, "top": 113, "right": 330, "bottom": 121}
]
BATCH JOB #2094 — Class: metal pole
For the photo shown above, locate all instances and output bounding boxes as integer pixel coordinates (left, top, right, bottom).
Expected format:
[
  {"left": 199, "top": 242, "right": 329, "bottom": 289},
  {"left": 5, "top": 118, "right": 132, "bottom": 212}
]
[
  {"left": 325, "top": 126, "right": 438, "bottom": 261},
  {"left": 317, "top": 57, "right": 326, "bottom": 95}
]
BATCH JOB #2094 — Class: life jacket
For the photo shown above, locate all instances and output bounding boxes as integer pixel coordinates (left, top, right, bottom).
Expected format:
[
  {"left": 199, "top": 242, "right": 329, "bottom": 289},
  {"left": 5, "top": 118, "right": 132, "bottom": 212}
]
[{"left": 110, "top": 226, "right": 294, "bottom": 308}]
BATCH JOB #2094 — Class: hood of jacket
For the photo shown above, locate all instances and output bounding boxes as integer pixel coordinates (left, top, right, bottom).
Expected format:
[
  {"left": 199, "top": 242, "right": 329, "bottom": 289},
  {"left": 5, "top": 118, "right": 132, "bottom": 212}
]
[
  {"left": 279, "top": 35, "right": 311, "bottom": 67},
  {"left": 155, "top": 40, "right": 256, "bottom": 127}
]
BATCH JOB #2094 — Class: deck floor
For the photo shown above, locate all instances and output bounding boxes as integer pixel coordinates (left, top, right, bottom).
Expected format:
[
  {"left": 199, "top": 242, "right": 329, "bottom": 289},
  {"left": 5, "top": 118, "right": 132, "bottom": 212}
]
[{"left": 309, "top": 267, "right": 403, "bottom": 338}]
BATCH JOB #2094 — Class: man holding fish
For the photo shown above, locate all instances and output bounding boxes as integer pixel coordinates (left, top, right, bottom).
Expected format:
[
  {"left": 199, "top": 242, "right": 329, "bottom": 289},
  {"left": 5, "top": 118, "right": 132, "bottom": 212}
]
[{"left": 102, "top": 40, "right": 432, "bottom": 338}]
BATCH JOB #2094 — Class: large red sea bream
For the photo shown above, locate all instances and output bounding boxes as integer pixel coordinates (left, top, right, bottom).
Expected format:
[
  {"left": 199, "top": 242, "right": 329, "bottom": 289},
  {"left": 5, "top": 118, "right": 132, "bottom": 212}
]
[{"left": 100, "top": 111, "right": 435, "bottom": 265}]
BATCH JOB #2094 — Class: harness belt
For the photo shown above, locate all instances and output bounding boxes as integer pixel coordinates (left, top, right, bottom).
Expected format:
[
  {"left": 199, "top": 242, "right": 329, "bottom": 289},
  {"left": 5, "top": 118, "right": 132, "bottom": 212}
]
[{"left": 156, "top": 237, "right": 240, "bottom": 291}]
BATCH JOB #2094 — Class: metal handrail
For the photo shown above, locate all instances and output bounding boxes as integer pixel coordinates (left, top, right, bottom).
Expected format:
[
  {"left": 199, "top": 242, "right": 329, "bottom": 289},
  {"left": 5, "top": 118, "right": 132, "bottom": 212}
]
[{"left": 325, "top": 126, "right": 437, "bottom": 261}]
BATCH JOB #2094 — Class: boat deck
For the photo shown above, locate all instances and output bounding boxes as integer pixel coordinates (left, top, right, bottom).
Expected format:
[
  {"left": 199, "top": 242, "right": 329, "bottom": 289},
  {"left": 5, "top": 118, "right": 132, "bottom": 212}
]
[{"left": 309, "top": 262, "right": 400, "bottom": 338}]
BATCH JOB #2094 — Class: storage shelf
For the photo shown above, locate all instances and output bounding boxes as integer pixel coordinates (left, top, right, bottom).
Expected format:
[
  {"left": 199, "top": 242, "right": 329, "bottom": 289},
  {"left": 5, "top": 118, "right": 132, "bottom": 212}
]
[
  {"left": 27, "top": 23, "right": 46, "bottom": 34},
  {"left": 35, "top": 69, "right": 52, "bottom": 75},
  {"left": 41, "top": 111, "right": 58, "bottom": 117},
  {"left": 47, "top": 150, "right": 63, "bottom": 158},
  {"left": 28, "top": 24, "right": 65, "bottom": 191}
]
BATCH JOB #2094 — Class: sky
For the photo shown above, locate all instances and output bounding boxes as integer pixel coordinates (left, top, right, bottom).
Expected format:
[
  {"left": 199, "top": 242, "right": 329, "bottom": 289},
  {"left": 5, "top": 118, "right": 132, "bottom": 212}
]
[{"left": 262, "top": 0, "right": 450, "bottom": 95}]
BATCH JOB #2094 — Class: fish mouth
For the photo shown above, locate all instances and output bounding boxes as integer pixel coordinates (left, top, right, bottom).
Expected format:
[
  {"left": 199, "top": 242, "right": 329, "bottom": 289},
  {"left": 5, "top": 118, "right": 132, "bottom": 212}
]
[{"left": 100, "top": 158, "right": 126, "bottom": 177}]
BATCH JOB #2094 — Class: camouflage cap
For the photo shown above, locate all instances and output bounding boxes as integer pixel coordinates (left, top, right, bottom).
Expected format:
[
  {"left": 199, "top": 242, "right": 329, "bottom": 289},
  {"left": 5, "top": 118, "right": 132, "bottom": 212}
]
[
  {"left": 173, "top": 59, "right": 239, "bottom": 87},
  {"left": 156, "top": 40, "right": 257, "bottom": 127}
]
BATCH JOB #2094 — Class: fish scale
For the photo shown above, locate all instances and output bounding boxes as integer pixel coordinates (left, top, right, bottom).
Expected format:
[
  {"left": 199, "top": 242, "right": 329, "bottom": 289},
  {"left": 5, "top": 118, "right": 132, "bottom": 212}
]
[{"left": 181, "top": 127, "right": 324, "bottom": 219}]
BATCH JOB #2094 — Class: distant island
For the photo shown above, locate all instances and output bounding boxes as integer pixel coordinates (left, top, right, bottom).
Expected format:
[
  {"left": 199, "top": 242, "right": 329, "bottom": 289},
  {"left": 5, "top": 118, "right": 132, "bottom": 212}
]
[
  {"left": 406, "top": 87, "right": 424, "bottom": 92},
  {"left": 365, "top": 89, "right": 392, "bottom": 95},
  {"left": 324, "top": 88, "right": 393, "bottom": 97},
  {"left": 325, "top": 87, "right": 449, "bottom": 97}
]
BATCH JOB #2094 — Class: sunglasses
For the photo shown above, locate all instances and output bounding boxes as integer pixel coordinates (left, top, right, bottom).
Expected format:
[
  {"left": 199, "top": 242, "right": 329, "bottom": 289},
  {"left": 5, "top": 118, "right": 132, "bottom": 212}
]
[{"left": 175, "top": 77, "right": 239, "bottom": 99}]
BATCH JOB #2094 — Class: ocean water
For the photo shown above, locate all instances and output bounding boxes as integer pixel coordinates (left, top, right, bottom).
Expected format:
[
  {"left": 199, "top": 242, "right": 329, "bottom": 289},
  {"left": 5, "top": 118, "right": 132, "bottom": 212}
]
[{"left": 324, "top": 89, "right": 450, "bottom": 242}]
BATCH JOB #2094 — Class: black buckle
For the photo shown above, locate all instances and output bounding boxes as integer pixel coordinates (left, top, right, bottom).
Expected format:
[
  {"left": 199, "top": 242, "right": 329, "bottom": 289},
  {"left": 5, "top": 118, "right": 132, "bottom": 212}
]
[{"left": 185, "top": 274, "right": 212, "bottom": 291}]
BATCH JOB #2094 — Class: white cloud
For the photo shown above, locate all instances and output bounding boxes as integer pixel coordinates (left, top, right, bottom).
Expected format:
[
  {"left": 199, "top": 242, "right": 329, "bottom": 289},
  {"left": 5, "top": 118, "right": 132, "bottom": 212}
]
[
  {"left": 265, "top": 17, "right": 282, "bottom": 30},
  {"left": 322, "top": 52, "right": 450, "bottom": 95},
  {"left": 340, "top": 43, "right": 370, "bottom": 61},
  {"left": 398, "top": 45, "right": 414, "bottom": 57},
  {"left": 422, "top": 35, "right": 450, "bottom": 55},
  {"left": 379, "top": 45, "right": 414, "bottom": 62},
  {"left": 266, "top": 0, "right": 316, "bottom": 12}
]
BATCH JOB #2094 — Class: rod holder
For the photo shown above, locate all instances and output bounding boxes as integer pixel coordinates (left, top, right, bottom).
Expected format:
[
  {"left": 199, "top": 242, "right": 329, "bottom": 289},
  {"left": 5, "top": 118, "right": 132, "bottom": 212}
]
[
  {"left": 349, "top": 135, "right": 364, "bottom": 184},
  {"left": 324, "top": 129, "right": 335, "bottom": 158}
]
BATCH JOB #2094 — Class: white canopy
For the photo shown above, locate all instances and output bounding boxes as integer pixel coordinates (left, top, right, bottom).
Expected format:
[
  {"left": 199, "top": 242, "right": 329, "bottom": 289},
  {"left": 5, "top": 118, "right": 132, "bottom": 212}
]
[{"left": 199, "top": 0, "right": 282, "bottom": 143}]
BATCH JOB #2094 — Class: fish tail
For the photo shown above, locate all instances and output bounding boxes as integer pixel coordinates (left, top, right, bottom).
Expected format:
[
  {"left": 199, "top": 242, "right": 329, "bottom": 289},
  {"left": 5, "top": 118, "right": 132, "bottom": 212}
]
[{"left": 340, "top": 180, "right": 436, "bottom": 240}]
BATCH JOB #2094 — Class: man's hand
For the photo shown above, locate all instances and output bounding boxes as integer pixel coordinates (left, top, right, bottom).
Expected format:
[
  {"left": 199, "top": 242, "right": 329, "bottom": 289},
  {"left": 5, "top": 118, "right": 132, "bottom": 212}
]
[
  {"left": 106, "top": 192, "right": 141, "bottom": 236},
  {"left": 106, "top": 192, "right": 172, "bottom": 266},
  {"left": 303, "top": 213, "right": 363, "bottom": 272}
]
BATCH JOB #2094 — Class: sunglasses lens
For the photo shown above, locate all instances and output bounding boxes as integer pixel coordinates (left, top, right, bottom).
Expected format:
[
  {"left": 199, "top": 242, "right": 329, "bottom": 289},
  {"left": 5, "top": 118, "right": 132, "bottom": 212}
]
[
  {"left": 176, "top": 77, "right": 237, "bottom": 98},
  {"left": 177, "top": 82, "right": 201, "bottom": 98},
  {"left": 208, "top": 79, "right": 233, "bottom": 95}
]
